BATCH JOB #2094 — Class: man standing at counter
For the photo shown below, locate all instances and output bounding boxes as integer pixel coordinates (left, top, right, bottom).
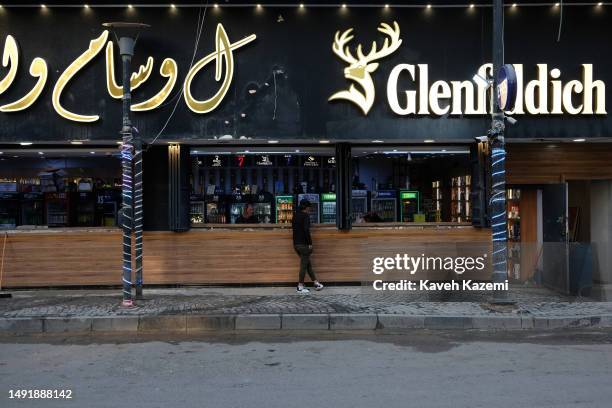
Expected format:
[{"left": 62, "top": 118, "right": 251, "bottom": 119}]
[{"left": 293, "top": 199, "right": 324, "bottom": 293}]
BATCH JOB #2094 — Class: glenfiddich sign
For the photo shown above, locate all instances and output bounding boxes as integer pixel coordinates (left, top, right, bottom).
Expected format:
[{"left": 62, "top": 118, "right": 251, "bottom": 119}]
[
  {"left": 0, "top": 20, "right": 606, "bottom": 124},
  {"left": 329, "top": 21, "right": 606, "bottom": 116}
]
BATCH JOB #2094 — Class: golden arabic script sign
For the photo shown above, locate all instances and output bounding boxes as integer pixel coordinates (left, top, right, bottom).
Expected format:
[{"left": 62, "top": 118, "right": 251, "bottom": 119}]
[{"left": 0, "top": 24, "right": 256, "bottom": 123}]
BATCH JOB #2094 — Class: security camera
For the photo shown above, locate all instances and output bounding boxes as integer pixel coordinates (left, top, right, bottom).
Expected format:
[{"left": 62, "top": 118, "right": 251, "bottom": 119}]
[
  {"left": 474, "top": 135, "right": 489, "bottom": 142},
  {"left": 506, "top": 116, "right": 518, "bottom": 125}
]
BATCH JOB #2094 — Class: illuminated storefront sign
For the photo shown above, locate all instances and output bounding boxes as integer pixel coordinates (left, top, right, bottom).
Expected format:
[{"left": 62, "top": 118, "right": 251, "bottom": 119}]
[
  {"left": 0, "top": 20, "right": 606, "bottom": 125},
  {"left": 0, "top": 24, "right": 256, "bottom": 122},
  {"left": 330, "top": 21, "right": 607, "bottom": 116}
]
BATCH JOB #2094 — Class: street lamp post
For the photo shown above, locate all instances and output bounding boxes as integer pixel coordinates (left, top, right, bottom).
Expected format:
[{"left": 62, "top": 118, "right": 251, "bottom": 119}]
[
  {"left": 102, "top": 22, "right": 149, "bottom": 306},
  {"left": 489, "top": 0, "right": 512, "bottom": 304}
]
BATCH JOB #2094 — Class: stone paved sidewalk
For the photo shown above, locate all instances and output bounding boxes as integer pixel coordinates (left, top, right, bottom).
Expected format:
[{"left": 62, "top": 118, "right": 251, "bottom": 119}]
[{"left": 1, "top": 286, "right": 611, "bottom": 319}]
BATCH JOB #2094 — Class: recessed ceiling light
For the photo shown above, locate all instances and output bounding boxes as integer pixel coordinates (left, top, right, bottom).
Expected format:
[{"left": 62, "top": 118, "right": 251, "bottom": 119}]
[
  {"left": 372, "top": 140, "right": 384, "bottom": 143},
  {"left": 554, "top": 3, "right": 560, "bottom": 7},
  {"left": 38, "top": 151, "right": 44, "bottom": 155},
  {"left": 170, "top": 4, "right": 176, "bottom": 8},
  {"left": 70, "top": 141, "right": 83, "bottom": 145},
  {"left": 426, "top": 4, "right": 432, "bottom": 9},
  {"left": 319, "top": 140, "right": 330, "bottom": 144},
  {"left": 41, "top": 4, "right": 46, "bottom": 8},
  {"left": 573, "top": 138, "right": 586, "bottom": 142},
  {"left": 20, "top": 142, "right": 33, "bottom": 146},
  {"left": 90, "top": 151, "right": 96, "bottom": 154},
  {"left": 512, "top": 3, "right": 517, "bottom": 7},
  {"left": 469, "top": 4, "right": 474, "bottom": 8},
  {"left": 424, "top": 139, "right": 435, "bottom": 143},
  {"left": 384, "top": 4, "right": 389, "bottom": 8},
  {"left": 84, "top": 4, "right": 89, "bottom": 8},
  {"left": 268, "top": 140, "right": 279, "bottom": 144},
  {"left": 295, "top": 149, "right": 300, "bottom": 153},
  {"left": 299, "top": 3, "right": 305, "bottom": 8}
]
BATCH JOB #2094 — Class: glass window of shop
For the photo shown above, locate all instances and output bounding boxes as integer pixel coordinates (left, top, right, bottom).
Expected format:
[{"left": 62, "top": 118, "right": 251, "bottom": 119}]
[
  {"left": 350, "top": 146, "right": 473, "bottom": 224},
  {"left": 189, "top": 147, "right": 336, "bottom": 225},
  {"left": 0, "top": 149, "right": 122, "bottom": 229}
]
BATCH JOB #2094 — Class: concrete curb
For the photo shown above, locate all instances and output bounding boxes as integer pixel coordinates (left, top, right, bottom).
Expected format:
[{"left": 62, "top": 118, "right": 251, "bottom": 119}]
[{"left": 1, "top": 314, "right": 611, "bottom": 335}]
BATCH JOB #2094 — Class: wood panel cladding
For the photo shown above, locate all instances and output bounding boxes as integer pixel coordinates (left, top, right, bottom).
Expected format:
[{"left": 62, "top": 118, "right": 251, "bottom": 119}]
[
  {"left": 0, "top": 227, "right": 491, "bottom": 287},
  {"left": 507, "top": 143, "right": 612, "bottom": 184}
]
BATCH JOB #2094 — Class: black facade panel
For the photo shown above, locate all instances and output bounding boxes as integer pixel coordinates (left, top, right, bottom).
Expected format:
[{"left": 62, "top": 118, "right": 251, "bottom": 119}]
[{"left": 0, "top": 6, "right": 609, "bottom": 142}]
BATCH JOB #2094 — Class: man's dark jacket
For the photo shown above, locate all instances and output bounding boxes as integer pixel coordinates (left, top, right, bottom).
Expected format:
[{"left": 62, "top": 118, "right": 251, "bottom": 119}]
[{"left": 292, "top": 210, "right": 312, "bottom": 246}]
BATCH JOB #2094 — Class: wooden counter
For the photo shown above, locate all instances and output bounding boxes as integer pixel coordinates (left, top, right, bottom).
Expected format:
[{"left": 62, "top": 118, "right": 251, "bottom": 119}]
[{"left": 0, "top": 225, "right": 491, "bottom": 287}]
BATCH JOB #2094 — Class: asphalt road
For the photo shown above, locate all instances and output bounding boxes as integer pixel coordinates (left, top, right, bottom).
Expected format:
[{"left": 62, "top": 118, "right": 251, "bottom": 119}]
[{"left": 1, "top": 330, "right": 612, "bottom": 408}]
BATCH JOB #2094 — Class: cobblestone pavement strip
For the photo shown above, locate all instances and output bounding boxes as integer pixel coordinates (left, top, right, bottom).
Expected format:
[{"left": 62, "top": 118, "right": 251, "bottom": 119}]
[{"left": 1, "top": 287, "right": 611, "bottom": 319}]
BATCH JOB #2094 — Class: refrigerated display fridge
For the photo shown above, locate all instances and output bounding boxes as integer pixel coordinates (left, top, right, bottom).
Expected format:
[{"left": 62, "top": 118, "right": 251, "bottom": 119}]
[
  {"left": 95, "top": 189, "right": 120, "bottom": 227},
  {"left": 190, "top": 194, "right": 205, "bottom": 225},
  {"left": 320, "top": 193, "right": 336, "bottom": 224},
  {"left": 371, "top": 190, "right": 397, "bottom": 222},
  {"left": 0, "top": 192, "right": 20, "bottom": 228},
  {"left": 275, "top": 195, "right": 294, "bottom": 224},
  {"left": 229, "top": 193, "right": 247, "bottom": 224},
  {"left": 205, "top": 194, "right": 227, "bottom": 224},
  {"left": 21, "top": 192, "right": 44, "bottom": 226},
  {"left": 351, "top": 190, "right": 369, "bottom": 223},
  {"left": 297, "top": 193, "right": 320, "bottom": 224},
  {"left": 399, "top": 190, "right": 420, "bottom": 222},
  {"left": 252, "top": 192, "right": 274, "bottom": 223},
  {"left": 73, "top": 192, "right": 95, "bottom": 226},
  {"left": 45, "top": 192, "right": 70, "bottom": 227}
]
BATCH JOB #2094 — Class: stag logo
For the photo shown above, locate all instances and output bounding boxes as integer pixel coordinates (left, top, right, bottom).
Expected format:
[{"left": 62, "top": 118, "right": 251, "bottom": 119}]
[{"left": 329, "top": 21, "right": 402, "bottom": 115}]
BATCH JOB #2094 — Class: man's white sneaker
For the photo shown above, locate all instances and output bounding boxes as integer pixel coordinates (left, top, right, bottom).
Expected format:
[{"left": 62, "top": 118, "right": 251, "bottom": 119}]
[
  {"left": 314, "top": 282, "right": 324, "bottom": 291},
  {"left": 297, "top": 286, "right": 310, "bottom": 294}
]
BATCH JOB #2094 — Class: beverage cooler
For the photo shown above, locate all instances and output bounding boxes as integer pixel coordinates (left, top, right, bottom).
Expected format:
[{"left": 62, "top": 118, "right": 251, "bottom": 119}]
[
  {"left": 205, "top": 193, "right": 227, "bottom": 224},
  {"left": 371, "top": 190, "right": 397, "bottom": 222},
  {"left": 351, "top": 190, "right": 369, "bottom": 223},
  {"left": 45, "top": 192, "right": 70, "bottom": 227},
  {"left": 229, "top": 193, "right": 247, "bottom": 224},
  {"left": 189, "top": 194, "right": 205, "bottom": 225},
  {"left": 252, "top": 192, "right": 274, "bottom": 224},
  {"left": 0, "top": 192, "right": 20, "bottom": 228},
  {"left": 21, "top": 192, "right": 44, "bottom": 226},
  {"left": 320, "top": 193, "right": 336, "bottom": 224},
  {"left": 275, "top": 195, "right": 294, "bottom": 224},
  {"left": 95, "top": 189, "right": 120, "bottom": 227},
  {"left": 73, "top": 192, "right": 95, "bottom": 226},
  {"left": 298, "top": 193, "right": 320, "bottom": 224},
  {"left": 399, "top": 190, "right": 420, "bottom": 222}
]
